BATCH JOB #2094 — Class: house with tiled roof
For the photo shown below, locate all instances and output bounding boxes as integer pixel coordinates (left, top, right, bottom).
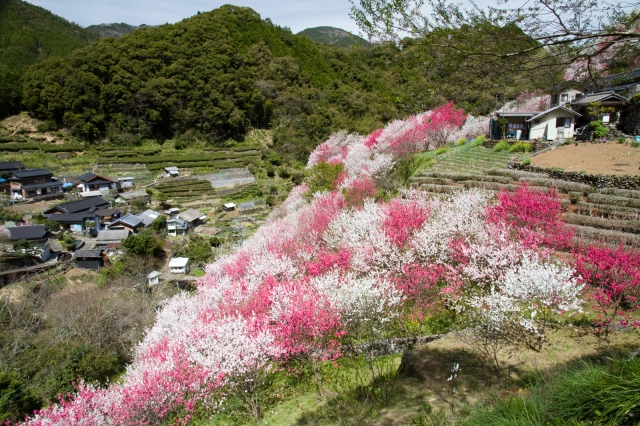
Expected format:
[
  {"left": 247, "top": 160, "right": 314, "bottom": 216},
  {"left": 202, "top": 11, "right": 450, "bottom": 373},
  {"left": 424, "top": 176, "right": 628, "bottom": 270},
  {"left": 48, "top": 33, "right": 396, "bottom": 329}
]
[
  {"left": 75, "top": 173, "right": 120, "bottom": 193},
  {"left": 8, "top": 169, "right": 62, "bottom": 200}
]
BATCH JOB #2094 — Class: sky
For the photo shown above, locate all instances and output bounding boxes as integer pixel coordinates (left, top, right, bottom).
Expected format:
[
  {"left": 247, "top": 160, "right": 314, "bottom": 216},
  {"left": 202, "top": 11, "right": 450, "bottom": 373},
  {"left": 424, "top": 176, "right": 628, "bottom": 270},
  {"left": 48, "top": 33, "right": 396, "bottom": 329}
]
[{"left": 27, "top": 0, "right": 364, "bottom": 34}]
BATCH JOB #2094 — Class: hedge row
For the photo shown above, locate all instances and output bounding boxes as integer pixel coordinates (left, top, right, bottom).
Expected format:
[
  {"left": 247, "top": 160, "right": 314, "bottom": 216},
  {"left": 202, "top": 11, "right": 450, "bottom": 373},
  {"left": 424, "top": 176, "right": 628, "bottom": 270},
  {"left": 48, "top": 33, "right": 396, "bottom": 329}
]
[
  {"left": 576, "top": 201, "right": 640, "bottom": 218},
  {"left": 562, "top": 213, "right": 640, "bottom": 234},
  {"left": 570, "top": 225, "right": 640, "bottom": 247},
  {"left": 1, "top": 143, "right": 84, "bottom": 152},
  {"left": 417, "top": 184, "right": 458, "bottom": 194},
  {"left": 587, "top": 193, "right": 640, "bottom": 209},
  {"left": 518, "top": 177, "right": 594, "bottom": 195},
  {"left": 410, "top": 176, "right": 455, "bottom": 186},
  {"left": 487, "top": 168, "right": 547, "bottom": 179},
  {"left": 145, "top": 160, "right": 251, "bottom": 171},
  {"left": 98, "top": 153, "right": 259, "bottom": 165}
]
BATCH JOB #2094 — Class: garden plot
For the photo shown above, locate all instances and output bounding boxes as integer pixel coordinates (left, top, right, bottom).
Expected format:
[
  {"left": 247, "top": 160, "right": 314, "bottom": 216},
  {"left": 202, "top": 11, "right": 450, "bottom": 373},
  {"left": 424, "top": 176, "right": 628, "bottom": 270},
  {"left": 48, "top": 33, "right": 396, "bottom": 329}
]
[
  {"left": 197, "top": 168, "right": 255, "bottom": 188},
  {"left": 410, "top": 147, "right": 640, "bottom": 247}
]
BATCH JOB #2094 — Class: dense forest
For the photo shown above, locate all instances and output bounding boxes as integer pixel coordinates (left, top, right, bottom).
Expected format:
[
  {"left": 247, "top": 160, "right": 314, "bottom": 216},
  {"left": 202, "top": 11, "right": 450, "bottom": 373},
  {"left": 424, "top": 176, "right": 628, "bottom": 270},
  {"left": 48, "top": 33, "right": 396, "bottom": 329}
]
[{"left": 3, "top": 3, "right": 547, "bottom": 162}]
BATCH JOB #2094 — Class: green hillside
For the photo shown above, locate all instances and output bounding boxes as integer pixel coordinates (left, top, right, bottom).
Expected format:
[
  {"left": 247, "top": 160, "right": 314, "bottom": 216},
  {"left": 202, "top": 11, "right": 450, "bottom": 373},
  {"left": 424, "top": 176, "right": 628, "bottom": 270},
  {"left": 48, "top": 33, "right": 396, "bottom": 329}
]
[
  {"left": 0, "top": 0, "right": 97, "bottom": 70},
  {"left": 84, "top": 22, "right": 148, "bottom": 39},
  {"left": 19, "top": 5, "right": 545, "bottom": 162},
  {"left": 298, "top": 26, "right": 368, "bottom": 48}
]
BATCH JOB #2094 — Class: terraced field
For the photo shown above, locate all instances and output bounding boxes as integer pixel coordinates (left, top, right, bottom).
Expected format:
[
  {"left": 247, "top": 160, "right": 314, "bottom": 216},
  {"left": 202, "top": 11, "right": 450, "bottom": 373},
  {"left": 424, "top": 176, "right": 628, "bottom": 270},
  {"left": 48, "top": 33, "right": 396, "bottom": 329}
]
[{"left": 411, "top": 147, "right": 640, "bottom": 248}]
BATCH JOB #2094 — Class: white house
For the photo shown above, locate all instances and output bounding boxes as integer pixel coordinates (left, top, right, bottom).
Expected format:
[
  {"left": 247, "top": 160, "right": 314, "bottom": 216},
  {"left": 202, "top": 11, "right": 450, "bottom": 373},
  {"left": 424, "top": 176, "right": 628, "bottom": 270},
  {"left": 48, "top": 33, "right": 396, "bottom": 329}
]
[
  {"left": 147, "top": 271, "right": 162, "bottom": 286},
  {"left": 527, "top": 106, "right": 582, "bottom": 141},
  {"left": 169, "top": 257, "right": 190, "bottom": 274}
]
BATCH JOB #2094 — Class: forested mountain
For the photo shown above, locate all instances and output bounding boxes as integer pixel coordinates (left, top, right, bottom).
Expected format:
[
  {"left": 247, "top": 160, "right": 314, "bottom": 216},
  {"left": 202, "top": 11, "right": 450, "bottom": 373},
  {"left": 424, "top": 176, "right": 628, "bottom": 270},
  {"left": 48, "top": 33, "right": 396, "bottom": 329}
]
[
  {"left": 298, "top": 26, "right": 368, "bottom": 48},
  {"left": 84, "top": 22, "right": 147, "bottom": 39},
  {"left": 18, "top": 5, "right": 545, "bottom": 162},
  {"left": 0, "top": 0, "right": 97, "bottom": 70}
]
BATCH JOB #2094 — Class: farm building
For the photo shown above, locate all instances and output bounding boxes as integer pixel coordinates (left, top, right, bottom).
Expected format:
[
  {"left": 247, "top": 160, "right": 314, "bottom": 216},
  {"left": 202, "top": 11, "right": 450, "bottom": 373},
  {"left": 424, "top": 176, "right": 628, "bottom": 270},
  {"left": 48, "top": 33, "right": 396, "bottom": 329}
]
[
  {"left": 118, "top": 177, "right": 135, "bottom": 188},
  {"left": 75, "top": 249, "right": 105, "bottom": 270},
  {"left": 169, "top": 257, "right": 189, "bottom": 274},
  {"left": 147, "top": 271, "right": 162, "bottom": 286},
  {"left": 95, "top": 229, "right": 130, "bottom": 250},
  {"left": 163, "top": 167, "right": 180, "bottom": 178},
  {"left": 222, "top": 203, "right": 236, "bottom": 212},
  {"left": 115, "top": 190, "right": 150, "bottom": 205}
]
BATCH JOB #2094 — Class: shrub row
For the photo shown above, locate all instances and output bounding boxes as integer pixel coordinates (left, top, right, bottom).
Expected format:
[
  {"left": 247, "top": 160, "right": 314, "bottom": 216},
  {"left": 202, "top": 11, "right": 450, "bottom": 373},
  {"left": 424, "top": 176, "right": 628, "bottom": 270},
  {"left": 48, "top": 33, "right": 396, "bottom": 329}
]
[
  {"left": 153, "top": 179, "right": 201, "bottom": 189},
  {"left": 598, "top": 187, "right": 640, "bottom": 199},
  {"left": 157, "top": 184, "right": 213, "bottom": 194},
  {"left": 0, "top": 209, "right": 24, "bottom": 222},
  {"left": 562, "top": 213, "right": 640, "bottom": 233},
  {"left": 587, "top": 193, "right": 640, "bottom": 208},
  {"left": 518, "top": 177, "right": 594, "bottom": 194},
  {"left": 216, "top": 183, "right": 259, "bottom": 197},
  {"left": 570, "top": 225, "right": 640, "bottom": 247}
]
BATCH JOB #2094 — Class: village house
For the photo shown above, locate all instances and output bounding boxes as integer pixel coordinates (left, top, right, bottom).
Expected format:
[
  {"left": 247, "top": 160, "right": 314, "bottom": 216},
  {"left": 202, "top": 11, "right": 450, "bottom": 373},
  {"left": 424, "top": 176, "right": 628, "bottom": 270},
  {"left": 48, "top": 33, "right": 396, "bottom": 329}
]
[
  {"left": 526, "top": 106, "right": 582, "bottom": 140},
  {"left": 163, "top": 207, "right": 180, "bottom": 218},
  {"left": 178, "top": 208, "right": 206, "bottom": 228},
  {"left": 0, "top": 161, "right": 26, "bottom": 196},
  {"left": 94, "top": 208, "right": 121, "bottom": 228},
  {"left": 8, "top": 169, "right": 63, "bottom": 200},
  {"left": 5, "top": 225, "right": 52, "bottom": 262},
  {"left": 74, "top": 249, "right": 105, "bottom": 270},
  {"left": 107, "top": 214, "right": 144, "bottom": 234},
  {"left": 44, "top": 196, "right": 110, "bottom": 233},
  {"left": 169, "top": 257, "right": 189, "bottom": 274},
  {"left": 167, "top": 217, "right": 188, "bottom": 236},
  {"left": 137, "top": 209, "right": 162, "bottom": 227},
  {"left": 569, "top": 91, "right": 629, "bottom": 125},
  {"left": 95, "top": 229, "right": 130, "bottom": 250},
  {"left": 75, "top": 173, "right": 120, "bottom": 193}
]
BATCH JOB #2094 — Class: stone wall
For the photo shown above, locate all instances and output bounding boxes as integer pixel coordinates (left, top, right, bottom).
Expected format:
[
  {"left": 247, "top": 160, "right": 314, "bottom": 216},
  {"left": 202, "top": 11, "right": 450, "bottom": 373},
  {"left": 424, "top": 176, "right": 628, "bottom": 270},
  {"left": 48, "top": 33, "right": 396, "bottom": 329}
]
[{"left": 509, "top": 163, "right": 640, "bottom": 190}]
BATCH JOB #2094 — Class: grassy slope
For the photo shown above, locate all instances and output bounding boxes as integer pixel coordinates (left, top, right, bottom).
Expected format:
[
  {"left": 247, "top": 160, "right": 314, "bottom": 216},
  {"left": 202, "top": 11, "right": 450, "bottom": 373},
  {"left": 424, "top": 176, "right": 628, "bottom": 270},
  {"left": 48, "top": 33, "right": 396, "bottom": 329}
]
[{"left": 0, "top": 0, "right": 97, "bottom": 70}]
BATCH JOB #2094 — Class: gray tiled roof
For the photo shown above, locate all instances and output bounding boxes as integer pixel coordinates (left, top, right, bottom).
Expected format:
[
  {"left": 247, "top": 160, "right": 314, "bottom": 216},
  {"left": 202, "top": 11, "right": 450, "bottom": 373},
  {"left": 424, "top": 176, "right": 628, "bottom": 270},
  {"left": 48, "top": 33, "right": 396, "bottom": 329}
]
[
  {"left": 179, "top": 208, "right": 203, "bottom": 222},
  {"left": 6, "top": 225, "right": 47, "bottom": 241},
  {"left": 46, "top": 196, "right": 110, "bottom": 214},
  {"left": 109, "top": 214, "right": 143, "bottom": 228},
  {"left": 10, "top": 169, "right": 53, "bottom": 179},
  {"left": 75, "top": 249, "right": 103, "bottom": 258},
  {"left": 96, "top": 230, "right": 130, "bottom": 242}
]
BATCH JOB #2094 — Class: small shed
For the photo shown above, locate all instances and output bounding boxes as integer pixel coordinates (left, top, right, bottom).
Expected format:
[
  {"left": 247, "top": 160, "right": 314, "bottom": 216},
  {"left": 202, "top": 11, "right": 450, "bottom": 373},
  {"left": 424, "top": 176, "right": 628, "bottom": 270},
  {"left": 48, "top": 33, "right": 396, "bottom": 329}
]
[
  {"left": 222, "top": 203, "right": 236, "bottom": 212},
  {"left": 118, "top": 177, "right": 135, "bottom": 188},
  {"left": 147, "top": 271, "right": 162, "bottom": 286},
  {"left": 179, "top": 208, "right": 206, "bottom": 226},
  {"left": 169, "top": 257, "right": 190, "bottom": 274},
  {"left": 95, "top": 229, "right": 130, "bottom": 249},
  {"left": 75, "top": 249, "right": 105, "bottom": 270},
  {"left": 164, "top": 167, "right": 180, "bottom": 178},
  {"left": 163, "top": 207, "right": 180, "bottom": 218}
]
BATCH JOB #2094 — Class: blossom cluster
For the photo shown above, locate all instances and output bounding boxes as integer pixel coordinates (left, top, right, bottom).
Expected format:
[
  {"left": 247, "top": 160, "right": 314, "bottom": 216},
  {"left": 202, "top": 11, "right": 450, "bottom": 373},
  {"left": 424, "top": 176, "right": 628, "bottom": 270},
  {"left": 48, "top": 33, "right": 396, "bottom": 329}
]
[{"left": 23, "top": 105, "right": 592, "bottom": 425}]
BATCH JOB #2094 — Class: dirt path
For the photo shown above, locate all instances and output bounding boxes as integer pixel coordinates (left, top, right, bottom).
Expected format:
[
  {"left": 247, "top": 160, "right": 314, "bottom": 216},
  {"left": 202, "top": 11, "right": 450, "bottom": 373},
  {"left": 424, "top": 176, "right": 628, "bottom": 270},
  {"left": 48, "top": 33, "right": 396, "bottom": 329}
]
[{"left": 532, "top": 143, "right": 640, "bottom": 175}]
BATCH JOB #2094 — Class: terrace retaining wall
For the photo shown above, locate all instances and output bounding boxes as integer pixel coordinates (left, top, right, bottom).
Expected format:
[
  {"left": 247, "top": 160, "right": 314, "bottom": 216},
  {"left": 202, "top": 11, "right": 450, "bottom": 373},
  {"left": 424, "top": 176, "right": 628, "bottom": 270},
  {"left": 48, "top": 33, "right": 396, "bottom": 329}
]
[{"left": 509, "top": 163, "right": 640, "bottom": 190}]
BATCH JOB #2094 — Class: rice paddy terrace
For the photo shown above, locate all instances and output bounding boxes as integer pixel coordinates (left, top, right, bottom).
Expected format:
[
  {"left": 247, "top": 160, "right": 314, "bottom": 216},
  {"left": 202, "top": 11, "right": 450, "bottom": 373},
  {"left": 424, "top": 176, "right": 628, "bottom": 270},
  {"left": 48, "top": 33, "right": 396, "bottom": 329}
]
[{"left": 411, "top": 146, "right": 640, "bottom": 248}]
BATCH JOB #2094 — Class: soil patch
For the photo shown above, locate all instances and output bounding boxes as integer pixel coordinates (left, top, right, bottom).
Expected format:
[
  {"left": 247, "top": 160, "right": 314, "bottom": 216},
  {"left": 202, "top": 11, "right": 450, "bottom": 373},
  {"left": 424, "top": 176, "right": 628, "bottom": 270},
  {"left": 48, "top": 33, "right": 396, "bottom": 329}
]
[{"left": 532, "top": 143, "right": 640, "bottom": 175}]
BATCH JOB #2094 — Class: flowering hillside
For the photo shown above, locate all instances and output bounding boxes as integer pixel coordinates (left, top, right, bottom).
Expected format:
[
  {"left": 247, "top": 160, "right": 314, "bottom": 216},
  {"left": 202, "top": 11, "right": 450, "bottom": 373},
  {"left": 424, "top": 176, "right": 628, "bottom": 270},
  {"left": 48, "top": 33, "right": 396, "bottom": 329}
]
[{"left": 22, "top": 103, "right": 639, "bottom": 425}]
